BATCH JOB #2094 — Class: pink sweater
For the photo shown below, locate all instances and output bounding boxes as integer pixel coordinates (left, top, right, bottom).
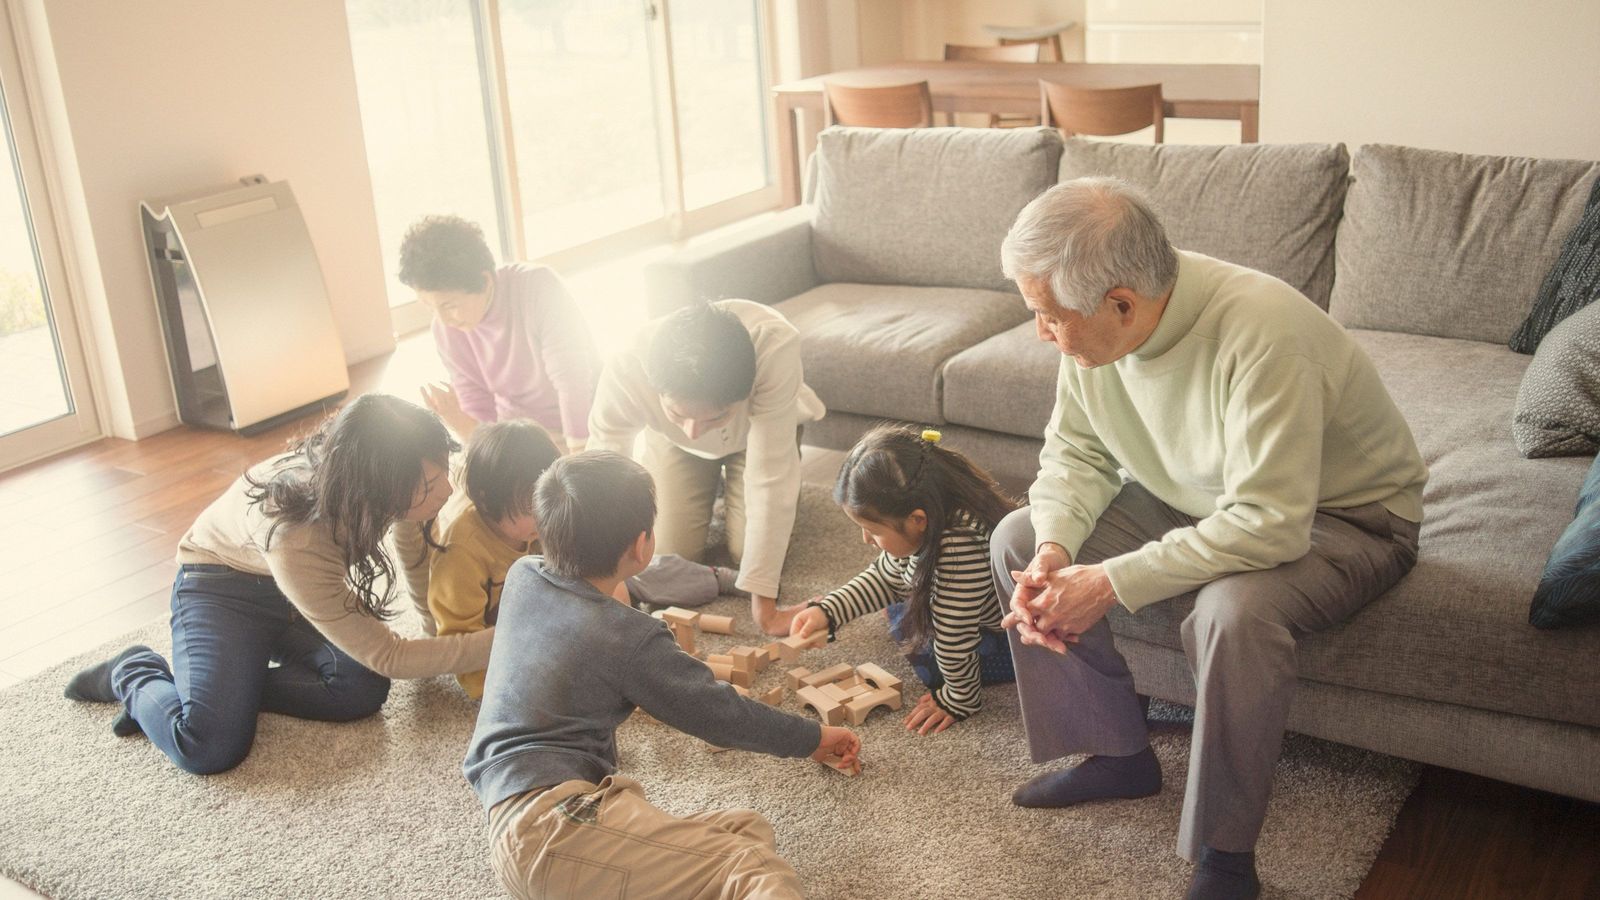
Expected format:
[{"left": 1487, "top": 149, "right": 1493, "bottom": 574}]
[{"left": 431, "top": 264, "right": 600, "bottom": 441}]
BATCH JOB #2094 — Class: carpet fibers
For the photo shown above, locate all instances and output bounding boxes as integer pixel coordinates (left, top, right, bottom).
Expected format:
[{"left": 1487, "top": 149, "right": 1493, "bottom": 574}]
[{"left": 0, "top": 485, "right": 1415, "bottom": 899}]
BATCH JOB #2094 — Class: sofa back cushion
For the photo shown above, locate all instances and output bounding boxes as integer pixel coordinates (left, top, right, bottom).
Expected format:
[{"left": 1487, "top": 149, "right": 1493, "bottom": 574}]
[
  {"left": 1057, "top": 139, "right": 1349, "bottom": 308},
  {"left": 809, "top": 126, "right": 1063, "bottom": 293},
  {"left": 1331, "top": 144, "right": 1600, "bottom": 343}
]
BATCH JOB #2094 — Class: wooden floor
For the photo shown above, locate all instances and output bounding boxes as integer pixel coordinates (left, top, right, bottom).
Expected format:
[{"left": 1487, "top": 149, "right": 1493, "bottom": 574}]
[{"left": 1, "top": 337, "right": 1597, "bottom": 899}]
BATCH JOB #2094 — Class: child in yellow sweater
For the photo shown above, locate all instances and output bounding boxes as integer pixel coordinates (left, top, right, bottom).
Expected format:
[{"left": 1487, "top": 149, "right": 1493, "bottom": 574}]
[{"left": 430, "top": 420, "right": 737, "bottom": 697}]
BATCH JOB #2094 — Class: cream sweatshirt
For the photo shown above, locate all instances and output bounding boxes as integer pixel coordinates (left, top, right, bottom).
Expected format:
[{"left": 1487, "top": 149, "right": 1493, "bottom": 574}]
[{"left": 586, "top": 299, "right": 824, "bottom": 598}]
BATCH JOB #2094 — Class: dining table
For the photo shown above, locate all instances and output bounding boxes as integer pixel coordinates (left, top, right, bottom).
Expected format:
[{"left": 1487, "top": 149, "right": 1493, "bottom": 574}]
[{"left": 770, "top": 61, "right": 1260, "bottom": 206}]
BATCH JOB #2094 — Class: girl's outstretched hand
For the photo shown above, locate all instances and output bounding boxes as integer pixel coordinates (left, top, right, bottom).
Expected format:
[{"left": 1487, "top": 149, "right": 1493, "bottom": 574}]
[
  {"left": 904, "top": 693, "right": 957, "bottom": 735},
  {"left": 789, "top": 604, "right": 828, "bottom": 639}
]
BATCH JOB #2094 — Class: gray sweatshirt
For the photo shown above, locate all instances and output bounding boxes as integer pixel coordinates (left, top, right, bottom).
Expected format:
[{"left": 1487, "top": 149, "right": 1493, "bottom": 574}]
[{"left": 464, "top": 557, "right": 821, "bottom": 812}]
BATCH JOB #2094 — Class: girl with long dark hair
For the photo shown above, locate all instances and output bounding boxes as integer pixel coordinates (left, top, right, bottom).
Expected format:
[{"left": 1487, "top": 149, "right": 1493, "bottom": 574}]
[
  {"left": 789, "top": 424, "right": 1019, "bottom": 734},
  {"left": 63, "top": 394, "right": 494, "bottom": 774}
]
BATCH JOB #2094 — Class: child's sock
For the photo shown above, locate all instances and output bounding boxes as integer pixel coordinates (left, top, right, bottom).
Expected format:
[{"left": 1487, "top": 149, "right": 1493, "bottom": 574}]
[
  {"left": 1011, "top": 745, "right": 1162, "bottom": 808},
  {"left": 63, "top": 644, "right": 153, "bottom": 703},
  {"left": 1186, "top": 848, "right": 1260, "bottom": 900},
  {"left": 712, "top": 566, "right": 747, "bottom": 597}
]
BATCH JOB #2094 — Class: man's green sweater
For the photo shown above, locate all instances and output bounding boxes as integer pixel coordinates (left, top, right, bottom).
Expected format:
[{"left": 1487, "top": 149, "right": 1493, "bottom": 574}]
[{"left": 1031, "top": 251, "right": 1428, "bottom": 612}]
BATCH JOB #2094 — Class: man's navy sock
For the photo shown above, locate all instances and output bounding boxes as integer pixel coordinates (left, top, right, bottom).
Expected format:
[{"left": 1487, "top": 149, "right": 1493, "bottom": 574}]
[
  {"left": 1186, "top": 848, "right": 1260, "bottom": 900},
  {"left": 1011, "top": 745, "right": 1162, "bottom": 808}
]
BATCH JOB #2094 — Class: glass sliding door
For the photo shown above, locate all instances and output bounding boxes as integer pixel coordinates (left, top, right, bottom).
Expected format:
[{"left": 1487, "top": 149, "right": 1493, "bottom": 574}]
[
  {"left": 496, "top": 0, "right": 667, "bottom": 257},
  {"left": 0, "top": 6, "right": 98, "bottom": 472},
  {"left": 346, "top": 0, "right": 505, "bottom": 309},
  {"left": 668, "top": 0, "right": 770, "bottom": 211},
  {"left": 347, "top": 0, "right": 779, "bottom": 324}
]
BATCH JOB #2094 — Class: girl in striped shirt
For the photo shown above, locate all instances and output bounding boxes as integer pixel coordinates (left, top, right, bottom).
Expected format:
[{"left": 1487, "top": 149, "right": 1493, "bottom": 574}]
[{"left": 789, "top": 424, "right": 1019, "bottom": 734}]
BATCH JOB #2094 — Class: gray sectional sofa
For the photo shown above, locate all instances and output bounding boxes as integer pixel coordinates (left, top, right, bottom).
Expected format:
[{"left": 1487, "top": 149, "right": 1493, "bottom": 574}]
[{"left": 645, "top": 126, "right": 1600, "bottom": 802}]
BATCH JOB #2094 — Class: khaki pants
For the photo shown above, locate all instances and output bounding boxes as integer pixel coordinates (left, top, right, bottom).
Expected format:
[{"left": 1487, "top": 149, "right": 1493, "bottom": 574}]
[
  {"left": 488, "top": 775, "right": 803, "bottom": 900},
  {"left": 992, "top": 482, "right": 1420, "bottom": 861},
  {"left": 643, "top": 431, "right": 750, "bottom": 565}
]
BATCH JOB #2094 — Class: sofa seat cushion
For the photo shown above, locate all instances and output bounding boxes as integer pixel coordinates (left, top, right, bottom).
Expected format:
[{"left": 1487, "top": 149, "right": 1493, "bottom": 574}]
[
  {"left": 774, "top": 283, "right": 1029, "bottom": 425},
  {"left": 1058, "top": 139, "right": 1349, "bottom": 309},
  {"left": 1108, "top": 330, "right": 1600, "bottom": 727},
  {"left": 810, "top": 126, "right": 1063, "bottom": 294},
  {"left": 1330, "top": 144, "right": 1600, "bottom": 344},
  {"left": 942, "top": 320, "right": 1063, "bottom": 438}
]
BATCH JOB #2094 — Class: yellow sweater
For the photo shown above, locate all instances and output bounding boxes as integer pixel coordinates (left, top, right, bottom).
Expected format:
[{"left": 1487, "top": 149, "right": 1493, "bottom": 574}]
[
  {"left": 1031, "top": 251, "right": 1428, "bottom": 611},
  {"left": 428, "top": 501, "right": 533, "bottom": 698}
]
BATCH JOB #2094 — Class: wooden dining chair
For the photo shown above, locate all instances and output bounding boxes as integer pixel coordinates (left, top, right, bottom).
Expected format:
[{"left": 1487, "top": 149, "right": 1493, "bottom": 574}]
[
  {"left": 943, "top": 44, "right": 1042, "bottom": 127},
  {"left": 1039, "top": 81, "right": 1165, "bottom": 143},
  {"left": 943, "top": 43, "right": 1043, "bottom": 63},
  {"left": 823, "top": 80, "right": 934, "bottom": 128}
]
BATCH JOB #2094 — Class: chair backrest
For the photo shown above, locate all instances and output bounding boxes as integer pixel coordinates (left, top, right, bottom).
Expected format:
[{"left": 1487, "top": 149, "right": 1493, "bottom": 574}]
[
  {"left": 942, "top": 42, "right": 1042, "bottom": 63},
  {"left": 823, "top": 81, "right": 934, "bottom": 128},
  {"left": 1039, "top": 81, "right": 1164, "bottom": 143}
]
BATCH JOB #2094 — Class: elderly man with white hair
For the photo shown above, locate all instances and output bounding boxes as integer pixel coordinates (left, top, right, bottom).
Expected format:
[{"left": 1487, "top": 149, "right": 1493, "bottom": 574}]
[{"left": 990, "top": 177, "right": 1428, "bottom": 900}]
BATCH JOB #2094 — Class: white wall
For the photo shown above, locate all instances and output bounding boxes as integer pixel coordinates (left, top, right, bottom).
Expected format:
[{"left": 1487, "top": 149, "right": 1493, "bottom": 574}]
[
  {"left": 1262, "top": 0, "right": 1600, "bottom": 159},
  {"left": 22, "top": 0, "right": 392, "bottom": 439}
]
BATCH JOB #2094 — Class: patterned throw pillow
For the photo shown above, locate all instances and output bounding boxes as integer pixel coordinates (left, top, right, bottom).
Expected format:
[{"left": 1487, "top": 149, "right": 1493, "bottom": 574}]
[
  {"left": 1510, "top": 176, "right": 1600, "bottom": 354},
  {"left": 1530, "top": 452, "right": 1600, "bottom": 628},
  {"left": 1513, "top": 303, "right": 1600, "bottom": 458}
]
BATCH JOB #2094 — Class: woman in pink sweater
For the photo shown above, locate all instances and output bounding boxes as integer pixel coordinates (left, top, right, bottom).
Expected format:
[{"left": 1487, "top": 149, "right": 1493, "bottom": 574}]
[{"left": 400, "top": 215, "right": 600, "bottom": 452}]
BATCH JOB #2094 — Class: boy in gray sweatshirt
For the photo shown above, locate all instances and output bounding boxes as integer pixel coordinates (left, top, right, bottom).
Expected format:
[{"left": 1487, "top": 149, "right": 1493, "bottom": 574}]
[{"left": 464, "top": 450, "right": 861, "bottom": 899}]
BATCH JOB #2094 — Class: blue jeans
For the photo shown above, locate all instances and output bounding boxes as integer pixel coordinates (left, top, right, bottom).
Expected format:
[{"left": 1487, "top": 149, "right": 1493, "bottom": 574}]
[
  {"left": 112, "top": 564, "right": 391, "bottom": 775},
  {"left": 884, "top": 602, "right": 1015, "bottom": 689}
]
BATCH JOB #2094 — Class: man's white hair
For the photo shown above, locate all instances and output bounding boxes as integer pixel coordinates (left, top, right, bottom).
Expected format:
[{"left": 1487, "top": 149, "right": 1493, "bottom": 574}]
[{"left": 1000, "top": 176, "right": 1179, "bottom": 316}]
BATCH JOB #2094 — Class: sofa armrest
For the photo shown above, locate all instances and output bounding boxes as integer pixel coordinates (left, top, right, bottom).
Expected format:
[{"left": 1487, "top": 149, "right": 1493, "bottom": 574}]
[{"left": 643, "top": 206, "right": 818, "bottom": 317}]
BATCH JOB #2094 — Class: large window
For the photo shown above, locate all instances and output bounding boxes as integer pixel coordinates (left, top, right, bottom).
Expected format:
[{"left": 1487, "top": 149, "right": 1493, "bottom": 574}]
[
  {"left": 347, "top": 0, "right": 775, "bottom": 319},
  {"left": 0, "top": 3, "right": 98, "bottom": 471}
]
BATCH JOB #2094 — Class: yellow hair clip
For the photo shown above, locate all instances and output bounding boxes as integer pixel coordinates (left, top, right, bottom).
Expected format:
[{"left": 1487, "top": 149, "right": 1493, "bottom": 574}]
[{"left": 921, "top": 428, "right": 942, "bottom": 444}]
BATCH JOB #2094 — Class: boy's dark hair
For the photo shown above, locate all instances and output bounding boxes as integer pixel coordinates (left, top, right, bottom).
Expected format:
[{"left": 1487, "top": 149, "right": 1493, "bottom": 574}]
[
  {"left": 645, "top": 303, "right": 757, "bottom": 407},
  {"left": 534, "top": 451, "right": 656, "bottom": 580},
  {"left": 464, "top": 420, "right": 562, "bottom": 523},
  {"left": 834, "top": 423, "right": 1018, "bottom": 650},
  {"left": 397, "top": 215, "right": 496, "bottom": 293}
]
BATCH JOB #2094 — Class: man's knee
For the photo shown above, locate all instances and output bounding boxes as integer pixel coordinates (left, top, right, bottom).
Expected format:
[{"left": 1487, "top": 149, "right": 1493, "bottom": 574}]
[
  {"left": 990, "top": 508, "right": 1035, "bottom": 573},
  {"left": 1182, "top": 577, "right": 1290, "bottom": 652}
]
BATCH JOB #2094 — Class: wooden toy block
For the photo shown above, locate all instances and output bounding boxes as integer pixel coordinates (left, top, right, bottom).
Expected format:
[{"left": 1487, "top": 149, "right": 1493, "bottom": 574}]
[
  {"left": 795, "top": 685, "right": 845, "bottom": 726},
  {"left": 706, "top": 653, "right": 735, "bottom": 666},
  {"left": 836, "top": 674, "right": 863, "bottom": 690},
  {"left": 729, "top": 646, "right": 764, "bottom": 674},
  {"left": 761, "top": 642, "right": 783, "bottom": 662},
  {"left": 660, "top": 607, "right": 700, "bottom": 628},
  {"left": 800, "top": 663, "right": 855, "bottom": 688},
  {"left": 841, "top": 683, "right": 873, "bottom": 699},
  {"left": 760, "top": 685, "right": 784, "bottom": 706},
  {"left": 669, "top": 622, "right": 696, "bottom": 654},
  {"left": 777, "top": 631, "right": 826, "bottom": 662},
  {"left": 855, "top": 662, "right": 903, "bottom": 693},
  {"left": 728, "top": 667, "right": 752, "bottom": 688},
  {"left": 785, "top": 667, "right": 812, "bottom": 690},
  {"left": 705, "top": 743, "right": 732, "bottom": 753},
  {"left": 698, "top": 613, "right": 734, "bottom": 634},
  {"left": 844, "top": 687, "right": 903, "bottom": 725},
  {"left": 818, "top": 682, "right": 852, "bottom": 703},
  {"left": 706, "top": 660, "right": 734, "bottom": 682},
  {"left": 818, "top": 751, "right": 860, "bottom": 777}
]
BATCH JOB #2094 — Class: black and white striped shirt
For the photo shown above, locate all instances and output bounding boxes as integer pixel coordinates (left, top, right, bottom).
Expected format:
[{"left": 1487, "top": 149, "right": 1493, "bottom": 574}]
[{"left": 816, "top": 510, "right": 1003, "bottom": 719}]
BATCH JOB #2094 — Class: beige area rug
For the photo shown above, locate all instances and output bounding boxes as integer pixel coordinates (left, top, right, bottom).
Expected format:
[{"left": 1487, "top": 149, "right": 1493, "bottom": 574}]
[{"left": 0, "top": 485, "right": 1415, "bottom": 899}]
